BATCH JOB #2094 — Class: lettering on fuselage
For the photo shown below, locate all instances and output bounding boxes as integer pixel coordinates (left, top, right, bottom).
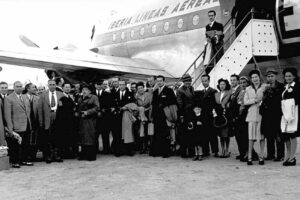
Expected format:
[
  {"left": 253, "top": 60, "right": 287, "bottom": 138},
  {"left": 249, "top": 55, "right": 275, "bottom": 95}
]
[
  {"left": 276, "top": 0, "right": 300, "bottom": 44},
  {"left": 108, "top": 0, "right": 219, "bottom": 31}
]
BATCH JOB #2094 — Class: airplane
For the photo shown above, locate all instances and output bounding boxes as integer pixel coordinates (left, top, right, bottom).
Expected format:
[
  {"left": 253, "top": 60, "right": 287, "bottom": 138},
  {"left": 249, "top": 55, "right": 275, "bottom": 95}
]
[{"left": 0, "top": 0, "right": 300, "bottom": 85}]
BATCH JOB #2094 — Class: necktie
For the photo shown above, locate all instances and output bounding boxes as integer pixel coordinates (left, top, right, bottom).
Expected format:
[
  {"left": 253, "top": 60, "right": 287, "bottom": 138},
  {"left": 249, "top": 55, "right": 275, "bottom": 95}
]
[{"left": 51, "top": 92, "right": 55, "bottom": 108}]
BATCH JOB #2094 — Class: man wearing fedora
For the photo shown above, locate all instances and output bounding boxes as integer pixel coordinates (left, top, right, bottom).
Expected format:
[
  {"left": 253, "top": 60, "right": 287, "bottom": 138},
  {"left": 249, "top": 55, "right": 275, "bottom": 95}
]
[
  {"left": 260, "top": 67, "right": 285, "bottom": 161},
  {"left": 176, "top": 74, "right": 195, "bottom": 158}
]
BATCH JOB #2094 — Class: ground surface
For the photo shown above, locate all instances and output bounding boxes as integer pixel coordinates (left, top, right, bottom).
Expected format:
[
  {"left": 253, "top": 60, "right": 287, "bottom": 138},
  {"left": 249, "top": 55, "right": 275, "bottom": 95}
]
[{"left": 1, "top": 139, "right": 300, "bottom": 200}]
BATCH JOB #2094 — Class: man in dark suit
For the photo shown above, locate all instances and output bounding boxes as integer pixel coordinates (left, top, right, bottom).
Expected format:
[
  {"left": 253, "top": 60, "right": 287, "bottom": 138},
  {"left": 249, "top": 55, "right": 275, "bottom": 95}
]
[
  {"left": 38, "top": 79, "right": 64, "bottom": 163},
  {"left": 4, "top": 81, "right": 33, "bottom": 168},
  {"left": 94, "top": 80, "right": 113, "bottom": 154},
  {"left": 112, "top": 80, "right": 135, "bottom": 156},
  {"left": 227, "top": 74, "right": 245, "bottom": 160},
  {"left": 205, "top": 10, "right": 224, "bottom": 74},
  {"left": 197, "top": 74, "right": 219, "bottom": 157},
  {"left": 24, "top": 83, "right": 39, "bottom": 161},
  {"left": 151, "top": 75, "right": 177, "bottom": 158},
  {"left": 261, "top": 68, "right": 285, "bottom": 161},
  {"left": 176, "top": 74, "right": 195, "bottom": 158}
]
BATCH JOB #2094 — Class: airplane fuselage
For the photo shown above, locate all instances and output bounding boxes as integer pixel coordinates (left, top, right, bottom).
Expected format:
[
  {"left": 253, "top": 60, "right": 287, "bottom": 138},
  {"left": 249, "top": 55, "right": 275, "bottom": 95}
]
[{"left": 92, "top": 0, "right": 300, "bottom": 78}]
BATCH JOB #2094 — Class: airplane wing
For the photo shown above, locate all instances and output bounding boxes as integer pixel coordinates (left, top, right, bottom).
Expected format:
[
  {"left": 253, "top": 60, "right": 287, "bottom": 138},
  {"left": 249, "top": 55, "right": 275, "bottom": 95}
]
[{"left": 0, "top": 46, "right": 176, "bottom": 83}]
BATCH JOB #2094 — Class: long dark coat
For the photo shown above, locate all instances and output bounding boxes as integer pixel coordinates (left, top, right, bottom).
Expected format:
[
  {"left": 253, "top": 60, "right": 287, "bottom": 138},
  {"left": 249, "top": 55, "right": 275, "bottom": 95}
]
[
  {"left": 260, "top": 81, "right": 284, "bottom": 138},
  {"left": 151, "top": 86, "right": 177, "bottom": 156},
  {"left": 56, "top": 95, "right": 77, "bottom": 147},
  {"left": 77, "top": 95, "right": 99, "bottom": 146}
]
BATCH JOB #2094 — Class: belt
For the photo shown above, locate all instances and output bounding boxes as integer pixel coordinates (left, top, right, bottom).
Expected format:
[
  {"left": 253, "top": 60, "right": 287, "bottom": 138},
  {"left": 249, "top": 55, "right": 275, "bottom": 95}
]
[{"left": 50, "top": 110, "right": 56, "bottom": 113}]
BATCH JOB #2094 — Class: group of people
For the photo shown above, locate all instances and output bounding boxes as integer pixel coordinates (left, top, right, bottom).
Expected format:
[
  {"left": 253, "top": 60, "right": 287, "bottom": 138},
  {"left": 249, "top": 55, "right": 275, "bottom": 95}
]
[{"left": 0, "top": 66, "right": 299, "bottom": 169}]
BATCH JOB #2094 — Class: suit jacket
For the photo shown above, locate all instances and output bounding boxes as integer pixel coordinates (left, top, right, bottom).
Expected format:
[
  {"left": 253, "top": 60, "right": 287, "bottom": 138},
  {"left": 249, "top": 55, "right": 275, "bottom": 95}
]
[
  {"left": 152, "top": 86, "right": 177, "bottom": 120},
  {"left": 0, "top": 98, "right": 6, "bottom": 145},
  {"left": 176, "top": 85, "right": 195, "bottom": 119},
  {"left": 206, "top": 21, "right": 224, "bottom": 42},
  {"left": 4, "top": 92, "right": 31, "bottom": 132},
  {"left": 93, "top": 89, "right": 113, "bottom": 112},
  {"left": 114, "top": 88, "right": 135, "bottom": 110},
  {"left": 198, "top": 87, "right": 217, "bottom": 118},
  {"left": 228, "top": 86, "right": 242, "bottom": 119},
  {"left": 244, "top": 84, "right": 267, "bottom": 122},
  {"left": 0, "top": 94, "right": 5, "bottom": 119},
  {"left": 24, "top": 94, "right": 39, "bottom": 120},
  {"left": 38, "top": 90, "right": 64, "bottom": 130}
]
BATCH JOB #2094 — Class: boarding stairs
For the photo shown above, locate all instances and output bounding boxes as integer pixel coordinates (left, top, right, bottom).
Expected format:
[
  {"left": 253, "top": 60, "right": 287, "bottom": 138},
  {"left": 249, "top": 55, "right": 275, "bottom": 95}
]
[{"left": 179, "top": 11, "right": 279, "bottom": 90}]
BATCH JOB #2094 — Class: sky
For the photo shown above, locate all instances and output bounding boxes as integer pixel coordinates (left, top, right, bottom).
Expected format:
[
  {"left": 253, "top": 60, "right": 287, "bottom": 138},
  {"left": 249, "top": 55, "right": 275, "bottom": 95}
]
[{"left": 0, "top": 0, "right": 154, "bottom": 87}]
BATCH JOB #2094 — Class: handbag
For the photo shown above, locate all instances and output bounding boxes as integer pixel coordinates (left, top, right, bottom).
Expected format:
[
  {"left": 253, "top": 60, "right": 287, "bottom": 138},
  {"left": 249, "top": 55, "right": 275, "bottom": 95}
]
[{"left": 213, "top": 115, "right": 227, "bottom": 128}]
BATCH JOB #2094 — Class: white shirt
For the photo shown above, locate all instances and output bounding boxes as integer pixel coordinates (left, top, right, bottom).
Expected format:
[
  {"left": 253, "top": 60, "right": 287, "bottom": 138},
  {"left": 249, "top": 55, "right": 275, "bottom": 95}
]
[
  {"left": 49, "top": 91, "right": 58, "bottom": 111},
  {"left": 220, "top": 91, "right": 225, "bottom": 102},
  {"left": 27, "top": 93, "right": 33, "bottom": 102},
  {"left": 204, "top": 86, "right": 209, "bottom": 92},
  {"left": 96, "top": 90, "right": 102, "bottom": 96},
  {"left": 159, "top": 85, "right": 165, "bottom": 94},
  {"left": 120, "top": 90, "right": 125, "bottom": 100},
  {"left": 209, "top": 20, "right": 215, "bottom": 27},
  {"left": 15, "top": 93, "right": 23, "bottom": 102}
]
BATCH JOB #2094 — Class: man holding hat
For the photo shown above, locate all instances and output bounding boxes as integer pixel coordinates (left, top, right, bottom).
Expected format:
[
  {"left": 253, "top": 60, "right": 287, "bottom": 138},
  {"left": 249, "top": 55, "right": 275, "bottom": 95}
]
[
  {"left": 177, "top": 74, "right": 195, "bottom": 157},
  {"left": 260, "top": 67, "right": 285, "bottom": 161}
]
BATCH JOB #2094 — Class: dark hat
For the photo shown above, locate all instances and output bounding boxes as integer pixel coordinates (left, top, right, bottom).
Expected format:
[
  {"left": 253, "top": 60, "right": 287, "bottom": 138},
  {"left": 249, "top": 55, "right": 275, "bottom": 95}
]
[
  {"left": 265, "top": 67, "right": 278, "bottom": 76},
  {"left": 182, "top": 74, "right": 192, "bottom": 82}
]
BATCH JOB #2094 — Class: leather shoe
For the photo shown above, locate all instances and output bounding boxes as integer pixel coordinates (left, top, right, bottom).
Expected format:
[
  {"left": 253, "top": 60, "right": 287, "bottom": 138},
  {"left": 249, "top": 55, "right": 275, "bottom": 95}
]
[
  {"left": 21, "top": 162, "right": 34, "bottom": 166},
  {"left": 193, "top": 155, "right": 199, "bottom": 161},
  {"left": 12, "top": 163, "right": 21, "bottom": 168},
  {"left": 45, "top": 158, "right": 52, "bottom": 164}
]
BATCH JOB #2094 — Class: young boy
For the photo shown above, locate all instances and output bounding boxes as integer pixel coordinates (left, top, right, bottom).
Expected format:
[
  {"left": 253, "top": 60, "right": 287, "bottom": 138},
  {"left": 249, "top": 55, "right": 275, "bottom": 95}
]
[{"left": 191, "top": 107, "right": 204, "bottom": 161}]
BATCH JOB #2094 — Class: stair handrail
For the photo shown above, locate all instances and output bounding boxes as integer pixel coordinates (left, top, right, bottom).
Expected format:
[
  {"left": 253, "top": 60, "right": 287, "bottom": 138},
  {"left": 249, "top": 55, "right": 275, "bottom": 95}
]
[
  {"left": 175, "top": 16, "right": 235, "bottom": 85},
  {"left": 191, "top": 9, "right": 255, "bottom": 87}
]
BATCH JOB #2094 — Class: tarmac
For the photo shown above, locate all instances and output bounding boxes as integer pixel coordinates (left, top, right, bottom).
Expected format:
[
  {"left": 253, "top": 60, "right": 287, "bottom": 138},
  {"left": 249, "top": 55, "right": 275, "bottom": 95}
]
[{"left": 0, "top": 139, "right": 300, "bottom": 200}]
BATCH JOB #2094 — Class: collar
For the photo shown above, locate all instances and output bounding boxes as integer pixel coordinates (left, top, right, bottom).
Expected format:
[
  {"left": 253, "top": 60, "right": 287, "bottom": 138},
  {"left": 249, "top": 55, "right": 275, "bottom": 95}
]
[
  {"left": 49, "top": 90, "right": 56, "bottom": 94},
  {"left": 15, "top": 92, "right": 22, "bottom": 98},
  {"left": 159, "top": 85, "right": 165, "bottom": 91},
  {"left": 233, "top": 85, "right": 239, "bottom": 91},
  {"left": 210, "top": 20, "right": 215, "bottom": 27}
]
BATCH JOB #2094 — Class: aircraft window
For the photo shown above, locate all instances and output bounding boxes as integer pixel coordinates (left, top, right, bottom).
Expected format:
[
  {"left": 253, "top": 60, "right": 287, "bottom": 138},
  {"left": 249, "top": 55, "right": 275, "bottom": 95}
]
[
  {"left": 152, "top": 25, "right": 157, "bottom": 34},
  {"left": 112, "top": 34, "right": 116, "bottom": 41},
  {"left": 131, "top": 30, "right": 135, "bottom": 38},
  {"left": 177, "top": 19, "right": 184, "bottom": 29},
  {"left": 140, "top": 27, "right": 145, "bottom": 36},
  {"left": 193, "top": 15, "right": 200, "bottom": 26},
  {"left": 164, "top": 22, "right": 170, "bottom": 32},
  {"left": 121, "top": 32, "right": 125, "bottom": 40}
]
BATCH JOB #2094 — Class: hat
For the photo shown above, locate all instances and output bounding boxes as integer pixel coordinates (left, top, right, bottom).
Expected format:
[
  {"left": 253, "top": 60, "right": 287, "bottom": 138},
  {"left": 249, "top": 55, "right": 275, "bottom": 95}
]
[
  {"left": 265, "top": 67, "right": 278, "bottom": 76},
  {"left": 182, "top": 74, "right": 192, "bottom": 82},
  {"left": 240, "top": 76, "right": 249, "bottom": 81}
]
